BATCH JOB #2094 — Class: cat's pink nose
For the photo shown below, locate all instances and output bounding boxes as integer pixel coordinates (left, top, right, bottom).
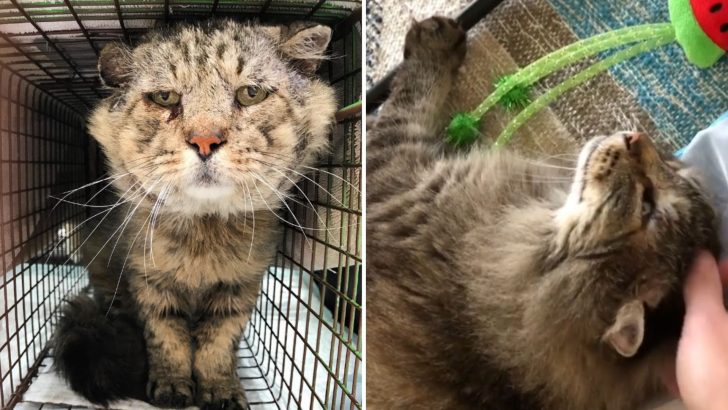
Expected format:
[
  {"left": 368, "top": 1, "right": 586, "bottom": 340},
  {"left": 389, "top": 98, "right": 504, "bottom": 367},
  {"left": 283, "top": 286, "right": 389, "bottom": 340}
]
[
  {"left": 187, "top": 132, "right": 225, "bottom": 160},
  {"left": 622, "top": 132, "right": 643, "bottom": 151}
]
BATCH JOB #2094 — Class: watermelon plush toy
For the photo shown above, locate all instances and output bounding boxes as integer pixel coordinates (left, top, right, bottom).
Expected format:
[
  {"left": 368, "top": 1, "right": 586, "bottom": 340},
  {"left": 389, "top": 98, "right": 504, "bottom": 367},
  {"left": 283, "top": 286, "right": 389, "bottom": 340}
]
[
  {"left": 673, "top": 0, "right": 728, "bottom": 67},
  {"left": 447, "top": 0, "right": 728, "bottom": 148}
]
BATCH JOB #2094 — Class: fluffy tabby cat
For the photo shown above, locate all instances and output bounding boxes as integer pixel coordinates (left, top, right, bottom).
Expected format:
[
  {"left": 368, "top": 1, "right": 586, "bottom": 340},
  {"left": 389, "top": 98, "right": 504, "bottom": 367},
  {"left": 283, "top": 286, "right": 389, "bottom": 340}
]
[
  {"left": 52, "top": 19, "right": 336, "bottom": 409},
  {"left": 367, "top": 17, "right": 719, "bottom": 410}
]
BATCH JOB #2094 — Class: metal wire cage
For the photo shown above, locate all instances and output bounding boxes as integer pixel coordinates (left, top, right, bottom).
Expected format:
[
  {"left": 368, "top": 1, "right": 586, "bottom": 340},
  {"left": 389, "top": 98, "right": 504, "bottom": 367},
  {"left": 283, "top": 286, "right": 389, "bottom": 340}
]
[{"left": 0, "top": 1, "right": 362, "bottom": 408}]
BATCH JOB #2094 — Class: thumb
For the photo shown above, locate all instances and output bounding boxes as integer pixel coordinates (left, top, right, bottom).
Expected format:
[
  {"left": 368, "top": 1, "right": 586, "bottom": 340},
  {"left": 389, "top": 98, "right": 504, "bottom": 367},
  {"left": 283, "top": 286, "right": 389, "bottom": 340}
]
[{"left": 684, "top": 251, "right": 724, "bottom": 318}]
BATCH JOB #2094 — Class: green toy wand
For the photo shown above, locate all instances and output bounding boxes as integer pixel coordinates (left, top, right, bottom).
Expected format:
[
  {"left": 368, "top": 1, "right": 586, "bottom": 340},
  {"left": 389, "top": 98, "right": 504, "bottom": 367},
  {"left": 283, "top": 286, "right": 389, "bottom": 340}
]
[{"left": 447, "top": 0, "right": 728, "bottom": 148}]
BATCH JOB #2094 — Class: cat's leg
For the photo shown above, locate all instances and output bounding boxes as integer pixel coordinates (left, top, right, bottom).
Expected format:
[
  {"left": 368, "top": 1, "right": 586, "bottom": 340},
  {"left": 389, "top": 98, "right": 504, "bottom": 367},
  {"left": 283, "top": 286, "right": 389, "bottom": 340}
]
[
  {"left": 367, "top": 17, "right": 466, "bottom": 202},
  {"left": 192, "top": 287, "right": 251, "bottom": 410},
  {"left": 136, "top": 287, "right": 195, "bottom": 407},
  {"left": 368, "top": 17, "right": 466, "bottom": 168}
]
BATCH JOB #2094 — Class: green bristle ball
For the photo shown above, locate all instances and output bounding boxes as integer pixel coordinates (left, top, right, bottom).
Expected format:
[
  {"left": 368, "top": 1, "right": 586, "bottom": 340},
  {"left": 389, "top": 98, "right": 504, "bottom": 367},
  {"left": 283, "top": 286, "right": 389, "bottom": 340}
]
[
  {"left": 495, "top": 75, "right": 532, "bottom": 111},
  {"left": 447, "top": 113, "right": 481, "bottom": 147}
]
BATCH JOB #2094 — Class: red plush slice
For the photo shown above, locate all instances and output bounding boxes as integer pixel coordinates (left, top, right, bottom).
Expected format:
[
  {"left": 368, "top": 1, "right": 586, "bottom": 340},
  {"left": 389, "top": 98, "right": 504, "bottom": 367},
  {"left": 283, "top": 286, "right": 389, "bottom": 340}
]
[{"left": 691, "top": 0, "right": 728, "bottom": 50}]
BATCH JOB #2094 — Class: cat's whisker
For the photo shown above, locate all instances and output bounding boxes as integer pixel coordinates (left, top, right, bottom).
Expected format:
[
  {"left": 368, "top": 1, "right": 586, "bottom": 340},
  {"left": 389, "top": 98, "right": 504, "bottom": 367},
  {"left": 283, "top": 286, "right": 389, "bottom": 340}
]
[
  {"left": 108, "top": 191, "right": 158, "bottom": 317},
  {"left": 255, "top": 151, "right": 361, "bottom": 194},
  {"left": 101, "top": 180, "right": 161, "bottom": 316},
  {"left": 149, "top": 184, "right": 171, "bottom": 268},
  {"left": 502, "top": 171, "right": 575, "bottom": 185},
  {"left": 51, "top": 160, "right": 163, "bottom": 218},
  {"left": 99, "top": 179, "right": 161, "bottom": 270},
  {"left": 241, "top": 179, "right": 256, "bottom": 262},
  {"left": 50, "top": 177, "right": 153, "bottom": 209},
  {"left": 50, "top": 172, "right": 133, "bottom": 214},
  {"left": 263, "top": 166, "right": 337, "bottom": 238},
  {"left": 251, "top": 162, "right": 361, "bottom": 231},
  {"left": 43, "top": 207, "right": 114, "bottom": 265},
  {"left": 54, "top": 172, "right": 130, "bottom": 197},
  {"left": 251, "top": 159, "right": 350, "bottom": 208},
  {"left": 84, "top": 159, "right": 164, "bottom": 200},
  {"left": 513, "top": 172, "right": 574, "bottom": 181},
  {"left": 244, "top": 173, "right": 357, "bottom": 232},
  {"left": 47, "top": 181, "right": 143, "bottom": 266},
  {"left": 251, "top": 176, "right": 311, "bottom": 247},
  {"left": 509, "top": 176, "right": 574, "bottom": 183},
  {"left": 141, "top": 198, "right": 157, "bottom": 290},
  {"left": 523, "top": 160, "right": 577, "bottom": 172},
  {"left": 238, "top": 180, "right": 249, "bottom": 260},
  {"left": 53, "top": 156, "right": 158, "bottom": 199},
  {"left": 123, "top": 211, "right": 153, "bottom": 301},
  {"left": 535, "top": 152, "right": 579, "bottom": 160},
  {"left": 49, "top": 197, "right": 130, "bottom": 209},
  {"left": 144, "top": 194, "right": 159, "bottom": 270},
  {"left": 294, "top": 164, "right": 361, "bottom": 194},
  {"left": 151, "top": 186, "right": 170, "bottom": 262},
  {"left": 45, "top": 180, "right": 147, "bottom": 262}
]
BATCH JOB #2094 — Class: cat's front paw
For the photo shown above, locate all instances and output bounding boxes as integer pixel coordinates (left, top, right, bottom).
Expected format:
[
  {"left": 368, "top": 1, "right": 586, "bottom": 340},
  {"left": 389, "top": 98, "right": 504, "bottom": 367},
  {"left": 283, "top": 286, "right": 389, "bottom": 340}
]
[
  {"left": 404, "top": 16, "right": 466, "bottom": 71},
  {"left": 197, "top": 379, "right": 248, "bottom": 410},
  {"left": 147, "top": 376, "right": 194, "bottom": 408}
]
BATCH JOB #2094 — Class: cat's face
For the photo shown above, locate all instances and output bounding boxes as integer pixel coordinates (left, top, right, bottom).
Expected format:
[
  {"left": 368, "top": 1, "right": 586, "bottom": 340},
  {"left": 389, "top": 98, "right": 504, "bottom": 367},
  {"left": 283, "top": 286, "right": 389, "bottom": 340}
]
[
  {"left": 88, "top": 20, "right": 336, "bottom": 216},
  {"left": 549, "top": 131, "right": 718, "bottom": 357}
]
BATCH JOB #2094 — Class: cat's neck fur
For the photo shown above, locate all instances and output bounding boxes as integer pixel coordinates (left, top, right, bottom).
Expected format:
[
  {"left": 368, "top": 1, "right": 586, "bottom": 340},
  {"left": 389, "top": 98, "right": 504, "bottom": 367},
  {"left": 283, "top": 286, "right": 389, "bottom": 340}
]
[
  {"left": 124, "top": 204, "right": 280, "bottom": 290},
  {"left": 459, "top": 205, "right": 668, "bottom": 410}
]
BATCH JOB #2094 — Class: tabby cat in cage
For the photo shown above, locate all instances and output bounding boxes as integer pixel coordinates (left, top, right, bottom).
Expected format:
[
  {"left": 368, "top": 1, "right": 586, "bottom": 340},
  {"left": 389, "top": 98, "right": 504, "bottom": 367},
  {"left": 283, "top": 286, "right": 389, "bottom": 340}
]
[
  {"left": 52, "top": 19, "right": 336, "bottom": 409},
  {"left": 367, "top": 17, "right": 719, "bottom": 410}
]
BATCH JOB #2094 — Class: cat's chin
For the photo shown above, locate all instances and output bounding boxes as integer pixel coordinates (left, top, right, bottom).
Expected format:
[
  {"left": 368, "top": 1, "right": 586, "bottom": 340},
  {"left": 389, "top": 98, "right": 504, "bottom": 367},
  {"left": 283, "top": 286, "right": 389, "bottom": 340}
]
[{"left": 183, "top": 184, "right": 236, "bottom": 201}]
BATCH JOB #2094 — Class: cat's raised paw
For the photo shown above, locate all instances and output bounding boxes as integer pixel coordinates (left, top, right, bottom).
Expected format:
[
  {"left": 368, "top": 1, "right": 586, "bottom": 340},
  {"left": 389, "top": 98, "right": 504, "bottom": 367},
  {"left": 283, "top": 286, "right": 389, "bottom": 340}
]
[
  {"left": 147, "top": 376, "right": 194, "bottom": 408},
  {"left": 404, "top": 16, "right": 466, "bottom": 70},
  {"left": 197, "top": 381, "right": 248, "bottom": 410}
]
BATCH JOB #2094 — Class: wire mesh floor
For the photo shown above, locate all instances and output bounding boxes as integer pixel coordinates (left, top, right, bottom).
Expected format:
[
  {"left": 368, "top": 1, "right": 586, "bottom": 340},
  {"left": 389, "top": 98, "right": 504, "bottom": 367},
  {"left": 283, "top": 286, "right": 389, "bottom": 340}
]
[{"left": 17, "top": 266, "right": 361, "bottom": 409}]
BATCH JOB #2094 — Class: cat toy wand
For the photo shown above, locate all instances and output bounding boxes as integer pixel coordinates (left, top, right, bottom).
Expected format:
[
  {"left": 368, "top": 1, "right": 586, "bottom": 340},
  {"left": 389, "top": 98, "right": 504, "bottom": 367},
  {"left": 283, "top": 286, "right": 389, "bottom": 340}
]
[
  {"left": 446, "top": 0, "right": 728, "bottom": 148},
  {"left": 365, "top": 0, "right": 507, "bottom": 113}
]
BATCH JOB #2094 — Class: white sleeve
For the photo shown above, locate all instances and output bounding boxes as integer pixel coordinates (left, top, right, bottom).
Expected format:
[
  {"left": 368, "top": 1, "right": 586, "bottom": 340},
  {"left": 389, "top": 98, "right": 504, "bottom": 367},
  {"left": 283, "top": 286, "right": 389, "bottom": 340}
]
[{"left": 680, "top": 117, "right": 728, "bottom": 258}]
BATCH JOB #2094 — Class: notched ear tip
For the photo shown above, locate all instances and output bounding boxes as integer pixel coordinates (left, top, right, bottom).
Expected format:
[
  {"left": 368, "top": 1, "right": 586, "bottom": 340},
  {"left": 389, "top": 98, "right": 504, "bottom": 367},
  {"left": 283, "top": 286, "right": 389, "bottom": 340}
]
[
  {"left": 98, "top": 43, "right": 132, "bottom": 87},
  {"left": 280, "top": 24, "right": 333, "bottom": 74},
  {"left": 304, "top": 25, "right": 333, "bottom": 50},
  {"left": 603, "top": 300, "right": 645, "bottom": 358}
]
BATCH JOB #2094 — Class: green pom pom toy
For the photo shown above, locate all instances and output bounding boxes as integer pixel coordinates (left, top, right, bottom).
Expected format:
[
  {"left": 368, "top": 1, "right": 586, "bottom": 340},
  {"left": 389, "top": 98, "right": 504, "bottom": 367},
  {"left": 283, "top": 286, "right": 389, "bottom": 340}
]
[
  {"left": 447, "top": 0, "right": 727, "bottom": 149},
  {"left": 495, "top": 75, "right": 532, "bottom": 111},
  {"left": 447, "top": 113, "right": 481, "bottom": 147}
]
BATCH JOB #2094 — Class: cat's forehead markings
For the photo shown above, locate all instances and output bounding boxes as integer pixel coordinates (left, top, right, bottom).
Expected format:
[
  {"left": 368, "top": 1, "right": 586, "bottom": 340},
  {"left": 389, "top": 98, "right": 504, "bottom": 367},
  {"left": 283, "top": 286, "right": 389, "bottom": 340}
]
[
  {"left": 180, "top": 42, "right": 190, "bottom": 61},
  {"left": 236, "top": 57, "right": 245, "bottom": 76},
  {"left": 216, "top": 42, "right": 227, "bottom": 59}
]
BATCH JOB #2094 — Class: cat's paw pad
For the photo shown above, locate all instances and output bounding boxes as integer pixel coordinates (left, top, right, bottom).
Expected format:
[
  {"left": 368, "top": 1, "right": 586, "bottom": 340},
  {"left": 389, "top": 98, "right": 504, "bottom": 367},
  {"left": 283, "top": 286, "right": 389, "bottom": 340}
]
[
  {"left": 198, "top": 381, "right": 248, "bottom": 410},
  {"left": 147, "top": 376, "right": 194, "bottom": 408},
  {"left": 404, "top": 16, "right": 466, "bottom": 68}
]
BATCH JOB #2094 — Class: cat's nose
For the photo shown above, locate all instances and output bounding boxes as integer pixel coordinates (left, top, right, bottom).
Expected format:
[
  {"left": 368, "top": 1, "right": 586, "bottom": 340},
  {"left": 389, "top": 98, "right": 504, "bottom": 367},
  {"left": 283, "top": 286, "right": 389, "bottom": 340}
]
[
  {"left": 187, "top": 130, "right": 226, "bottom": 161},
  {"left": 622, "top": 131, "right": 643, "bottom": 152}
]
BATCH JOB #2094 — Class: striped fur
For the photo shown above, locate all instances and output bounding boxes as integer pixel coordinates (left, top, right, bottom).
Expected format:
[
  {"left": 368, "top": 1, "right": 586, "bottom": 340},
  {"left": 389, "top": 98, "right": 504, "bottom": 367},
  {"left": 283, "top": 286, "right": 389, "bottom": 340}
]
[{"left": 54, "top": 19, "right": 336, "bottom": 409}]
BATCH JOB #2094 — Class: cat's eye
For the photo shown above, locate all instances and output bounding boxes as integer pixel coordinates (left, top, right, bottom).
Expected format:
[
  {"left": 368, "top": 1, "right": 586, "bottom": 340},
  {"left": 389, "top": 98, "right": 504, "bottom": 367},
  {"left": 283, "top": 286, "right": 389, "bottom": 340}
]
[
  {"left": 236, "top": 85, "right": 268, "bottom": 106},
  {"left": 641, "top": 185, "right": 655, "bottom": 220},
  {"left": 150, "top": 91, "right": 181, "bottom": 107}
]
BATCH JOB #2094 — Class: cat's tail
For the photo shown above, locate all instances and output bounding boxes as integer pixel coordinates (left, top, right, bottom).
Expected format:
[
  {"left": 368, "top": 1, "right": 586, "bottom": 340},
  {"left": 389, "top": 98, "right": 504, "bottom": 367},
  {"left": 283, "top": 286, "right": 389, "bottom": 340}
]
[{"left": 52, "top": 294, "right": 148, "bottom": 405}]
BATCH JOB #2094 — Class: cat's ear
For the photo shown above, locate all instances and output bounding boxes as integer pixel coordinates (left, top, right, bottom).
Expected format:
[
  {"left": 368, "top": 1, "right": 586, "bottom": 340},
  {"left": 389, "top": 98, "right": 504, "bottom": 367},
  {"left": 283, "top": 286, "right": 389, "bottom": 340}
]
[
  {"left": 602, "top": 300, "right": 645, "bottom": 358},
  {"left": 279, "top": 25, "right": 332, "bottom": 74},
  {"left": 98, "top": 43, "right": 133, "bottom": 87}
]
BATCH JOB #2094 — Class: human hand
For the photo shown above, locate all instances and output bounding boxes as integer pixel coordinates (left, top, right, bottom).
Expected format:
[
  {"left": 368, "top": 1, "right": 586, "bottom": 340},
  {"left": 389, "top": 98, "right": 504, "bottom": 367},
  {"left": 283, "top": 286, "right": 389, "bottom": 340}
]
[{"left": 664, "top": 251, "right": 728, "bottom": 410}]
